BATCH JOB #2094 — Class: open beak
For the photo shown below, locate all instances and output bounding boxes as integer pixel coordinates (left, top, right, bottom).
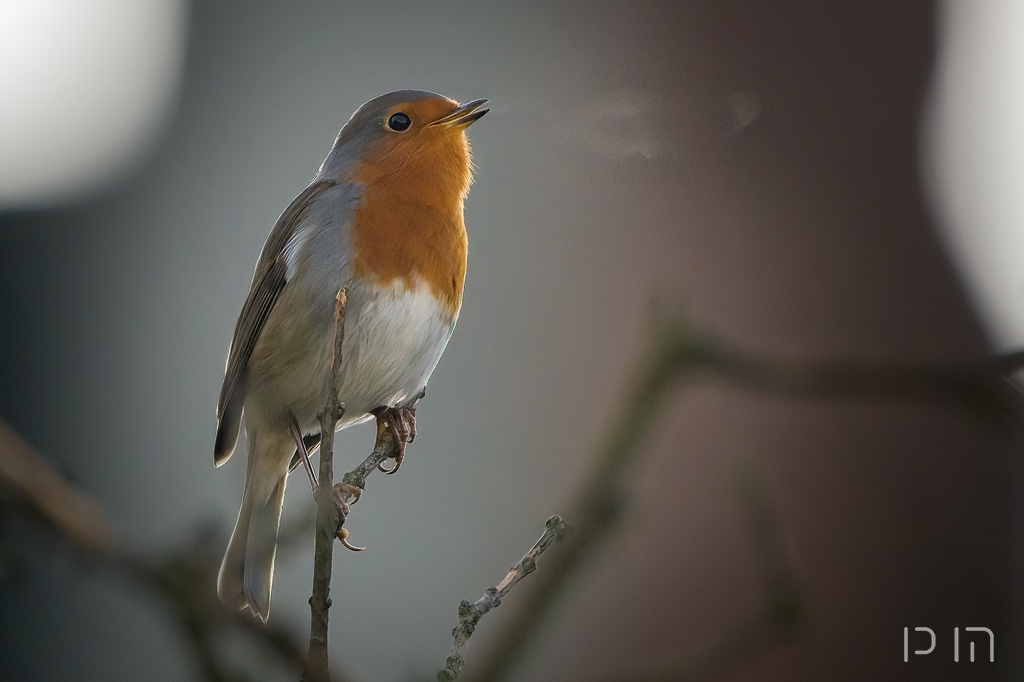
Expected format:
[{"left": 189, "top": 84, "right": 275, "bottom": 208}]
[{"left": 430, "top": 98, "right": 489, "bottom": 128}]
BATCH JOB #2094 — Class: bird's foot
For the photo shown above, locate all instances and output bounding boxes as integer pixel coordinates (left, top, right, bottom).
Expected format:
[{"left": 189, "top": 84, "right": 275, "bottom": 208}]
[
  {"left": 371, "top": 406, "right": 416, "bottom": 475},
  {"left": 332, "top": 482, "right": 365, "bottom": 552}
]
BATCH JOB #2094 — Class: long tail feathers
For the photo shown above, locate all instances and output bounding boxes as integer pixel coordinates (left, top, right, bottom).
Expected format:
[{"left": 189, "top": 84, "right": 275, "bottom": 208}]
[{"left": 217, "top": 474, "right": 287, "bottom": 622}]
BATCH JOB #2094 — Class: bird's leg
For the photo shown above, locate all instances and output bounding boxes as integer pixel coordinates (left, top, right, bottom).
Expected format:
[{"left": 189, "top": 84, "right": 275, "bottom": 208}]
[
  {"left": 287, "top": 417, "right": 318, "bottom": 491},
  {"left": 288, "top": 418, "right": 365, "bottom": 551},
  {"left": 288, "top": 434, "right": 322, "bottom": 473},
  {"left": 371, "top": 406, "right": 417, "bottom": 475}
]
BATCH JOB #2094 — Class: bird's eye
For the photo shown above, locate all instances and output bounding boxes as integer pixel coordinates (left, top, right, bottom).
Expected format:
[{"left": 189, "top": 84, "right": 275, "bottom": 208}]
[{"left": 387, "top": 112, "right": 412, "bottom": 132}]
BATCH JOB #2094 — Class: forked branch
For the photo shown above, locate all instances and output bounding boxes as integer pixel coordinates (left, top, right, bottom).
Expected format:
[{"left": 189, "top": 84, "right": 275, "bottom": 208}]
[{"left": 438, "top": 515, "right": 572, "bottom": 681}]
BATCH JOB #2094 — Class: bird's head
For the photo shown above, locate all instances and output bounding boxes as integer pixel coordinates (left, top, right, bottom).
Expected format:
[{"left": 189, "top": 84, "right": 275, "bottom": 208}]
[{"left": 327, "top": 90, "right": 488, "bottom": 200}]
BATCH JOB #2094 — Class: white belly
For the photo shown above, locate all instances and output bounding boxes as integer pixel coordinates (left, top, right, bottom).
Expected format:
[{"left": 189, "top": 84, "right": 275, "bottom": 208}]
[
  {"left": 335, "top": 281, "right": 455, "bottom": 422},
  {"left": 246, "top": 279, "right": 456, "bottom": 436}
]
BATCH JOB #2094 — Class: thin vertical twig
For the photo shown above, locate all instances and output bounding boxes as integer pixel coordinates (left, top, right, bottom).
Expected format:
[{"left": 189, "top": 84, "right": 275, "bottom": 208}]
[{"left": 304, "top": 288, "right": 347, "bottom": 682}]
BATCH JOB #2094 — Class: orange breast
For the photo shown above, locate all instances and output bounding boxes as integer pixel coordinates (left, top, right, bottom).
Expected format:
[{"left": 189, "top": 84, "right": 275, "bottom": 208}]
[{"left": 349, "top": 134, "right": 471, "bottom": 318}]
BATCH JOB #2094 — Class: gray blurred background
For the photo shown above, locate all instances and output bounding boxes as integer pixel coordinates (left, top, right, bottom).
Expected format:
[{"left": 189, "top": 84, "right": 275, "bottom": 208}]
[{"left": 0, "top": 1, "right": 1019, "bottom": 680}]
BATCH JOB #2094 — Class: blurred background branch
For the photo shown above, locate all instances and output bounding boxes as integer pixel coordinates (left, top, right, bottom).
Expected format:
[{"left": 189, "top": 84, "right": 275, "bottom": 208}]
[
  {"left": 599, "top": 460, "right": 803, "bottom": 682},
  {"left": 466, "top": 305, "right": 1023, "bottom": 682},
  {"left": 0, "top": 417, "right": 334, "bottom": 682}
]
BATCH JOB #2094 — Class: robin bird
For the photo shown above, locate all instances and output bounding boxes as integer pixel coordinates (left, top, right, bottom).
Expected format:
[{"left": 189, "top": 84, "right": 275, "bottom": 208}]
[{"left": 213, "top": 90, "right": 487, "bottom": 621}]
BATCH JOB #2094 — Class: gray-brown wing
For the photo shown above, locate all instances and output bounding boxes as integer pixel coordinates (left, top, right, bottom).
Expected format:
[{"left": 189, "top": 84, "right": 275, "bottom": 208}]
[{"left": 214, "top": 179, "right": 336, "bottom": 465}]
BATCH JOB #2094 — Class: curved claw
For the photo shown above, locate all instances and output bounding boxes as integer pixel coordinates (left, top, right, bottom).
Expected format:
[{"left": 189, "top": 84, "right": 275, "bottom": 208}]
[
  {"left": 371, "top": 405, "right": 413, "bottom": 475},
  {"left": 337, "top": 527, "right": 366, "bottom": 552}
]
